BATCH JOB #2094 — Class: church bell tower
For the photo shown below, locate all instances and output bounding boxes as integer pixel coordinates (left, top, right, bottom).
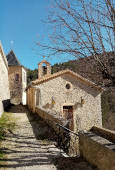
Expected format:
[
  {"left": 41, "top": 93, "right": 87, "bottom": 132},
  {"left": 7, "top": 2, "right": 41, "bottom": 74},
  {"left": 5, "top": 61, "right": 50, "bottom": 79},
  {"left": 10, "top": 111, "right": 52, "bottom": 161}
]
[{"left": 38, "top": 56, "right": 51, "bottom": 79}]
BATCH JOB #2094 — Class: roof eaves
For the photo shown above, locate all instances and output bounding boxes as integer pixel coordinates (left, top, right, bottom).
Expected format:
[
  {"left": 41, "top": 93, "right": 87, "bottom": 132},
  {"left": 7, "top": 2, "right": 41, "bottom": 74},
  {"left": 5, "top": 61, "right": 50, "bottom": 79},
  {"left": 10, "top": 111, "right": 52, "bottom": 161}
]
[{"left": 31, "top": 69, "right": 104, "bottom": 92}]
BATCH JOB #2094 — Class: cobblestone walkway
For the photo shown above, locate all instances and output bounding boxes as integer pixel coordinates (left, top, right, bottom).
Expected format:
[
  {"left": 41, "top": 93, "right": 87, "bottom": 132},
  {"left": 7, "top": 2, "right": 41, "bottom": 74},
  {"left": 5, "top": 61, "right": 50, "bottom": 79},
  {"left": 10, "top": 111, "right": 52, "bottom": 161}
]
[
  {"left": 0, "top": 105, "right": 98, "bottom": 170},
  {"left": 0, "top": 105, "right": 67, "bottom": 170}
]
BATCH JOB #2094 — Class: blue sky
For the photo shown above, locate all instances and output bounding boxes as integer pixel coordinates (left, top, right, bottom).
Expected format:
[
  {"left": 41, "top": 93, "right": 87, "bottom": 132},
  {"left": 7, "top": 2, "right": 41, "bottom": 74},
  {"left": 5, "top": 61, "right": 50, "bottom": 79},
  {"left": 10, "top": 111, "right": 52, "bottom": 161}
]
[{"left": 0, "top": 0, "right": 75, "bottom": 69}]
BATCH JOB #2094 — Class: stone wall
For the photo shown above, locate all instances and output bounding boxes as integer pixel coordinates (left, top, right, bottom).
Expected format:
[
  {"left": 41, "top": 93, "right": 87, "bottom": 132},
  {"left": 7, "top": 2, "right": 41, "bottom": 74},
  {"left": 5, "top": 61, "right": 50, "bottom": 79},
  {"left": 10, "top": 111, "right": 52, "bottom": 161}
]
[
  {"left": 22, "top": 67, "right": 27, "bottom": 105},
  {"left": 38, "top": 60, "right": 51, "bottom": 78},
  {"left": 8, "top": 66, "right": 22, "bottom": 104},
  {"left": 79, "top": 131, "right": 115, "bottom": 170},
  {"left": 34, "top": 74, "right": 102, "bottom": 133},
  {"left": 35, "top": 107, "right": 65, "bottom": 131},
  {"left": 0, "top": 43, "right": 10, "bottom": 116},
  {"left": 91, "top": 126, "right": 115, "bottom": 143},
  {"left": 0, "top": 98, "right": 3, "bottom": 116},
  {"left": 27, "top": 87, "right": 36, "bottom": 112},
  {"left": 35, "top": 106, "right": 79, "bottom": 156}
]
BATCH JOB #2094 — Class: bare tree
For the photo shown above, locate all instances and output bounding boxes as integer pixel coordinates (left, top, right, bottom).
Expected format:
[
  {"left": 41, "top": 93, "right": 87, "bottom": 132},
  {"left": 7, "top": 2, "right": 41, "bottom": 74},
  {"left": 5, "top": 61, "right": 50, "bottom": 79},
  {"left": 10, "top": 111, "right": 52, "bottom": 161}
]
[{"left": 37, "top": 0, "right": 115, "bottom": 84}]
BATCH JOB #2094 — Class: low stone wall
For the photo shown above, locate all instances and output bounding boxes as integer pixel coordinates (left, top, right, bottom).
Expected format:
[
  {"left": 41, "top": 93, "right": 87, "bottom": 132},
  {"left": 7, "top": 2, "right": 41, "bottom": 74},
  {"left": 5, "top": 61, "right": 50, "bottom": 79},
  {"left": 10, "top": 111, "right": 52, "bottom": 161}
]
[
  {"left": 91, "top": 126, "right": 115, "bottom": 143},
  {"left": 35, "top": 106, "right": 79, "bottom": 156},
  {"left": 35, "top": 107, "right": 65, "bottom": 133},
  {"left": 79, "top": 131, "right": 115, "bottom": 170}
]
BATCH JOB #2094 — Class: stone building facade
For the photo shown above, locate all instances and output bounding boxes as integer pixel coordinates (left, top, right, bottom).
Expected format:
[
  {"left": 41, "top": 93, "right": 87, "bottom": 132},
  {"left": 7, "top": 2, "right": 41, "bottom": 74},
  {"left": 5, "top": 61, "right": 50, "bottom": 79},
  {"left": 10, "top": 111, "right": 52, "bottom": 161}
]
[
  {"left": 27, "top": 59, "right": 103, "bottom": 133},
  {"left": 0, "top": 42, "right": 10, "bottom": 116},
  {"left": 7, "top": 51, "right": 27, "bottom": 105}
]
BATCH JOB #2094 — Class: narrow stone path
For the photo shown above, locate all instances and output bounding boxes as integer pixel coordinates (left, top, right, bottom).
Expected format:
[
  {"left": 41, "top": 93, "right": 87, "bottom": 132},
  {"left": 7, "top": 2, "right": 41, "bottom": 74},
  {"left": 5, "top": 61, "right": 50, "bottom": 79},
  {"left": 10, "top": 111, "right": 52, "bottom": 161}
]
[
  {"left": 0, "top": 105, "right": 98, "bottom": 170},
  {"left": 0, "top": 105, "right": 67, "bottom": 170}
]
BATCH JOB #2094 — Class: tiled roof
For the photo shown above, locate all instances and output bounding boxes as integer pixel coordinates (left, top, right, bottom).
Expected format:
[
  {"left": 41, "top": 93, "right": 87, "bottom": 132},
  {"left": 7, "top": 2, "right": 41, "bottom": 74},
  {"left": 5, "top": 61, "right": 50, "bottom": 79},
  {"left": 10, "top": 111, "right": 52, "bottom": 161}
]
[
  {"left": 6, "top": 50, "right": 20, "bottom": 66},
  {"left": 32, "top": 69, "right": 104, "bottom": 92}
]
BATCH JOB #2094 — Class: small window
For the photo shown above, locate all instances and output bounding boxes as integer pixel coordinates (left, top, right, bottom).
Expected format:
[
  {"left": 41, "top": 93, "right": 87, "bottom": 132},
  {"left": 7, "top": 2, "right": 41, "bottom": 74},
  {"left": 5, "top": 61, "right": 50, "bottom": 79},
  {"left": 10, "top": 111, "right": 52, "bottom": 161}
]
[
  {"left": 66, "top": 83, "right": 71, "bottom": 90},
  {"left": 15, "top": 74, "right": 19, "bottom": 81}
]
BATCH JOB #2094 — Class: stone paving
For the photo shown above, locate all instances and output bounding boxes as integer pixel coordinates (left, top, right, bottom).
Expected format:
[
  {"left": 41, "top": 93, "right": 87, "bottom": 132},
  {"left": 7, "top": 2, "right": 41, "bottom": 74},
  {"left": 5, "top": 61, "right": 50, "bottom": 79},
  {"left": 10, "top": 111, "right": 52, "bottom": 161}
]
[
  {"left": 0, "top": 105, "right": 98, "bottom": 170},
  {"left": 0, "top": 105, "right": 67, "bottom": 170}
]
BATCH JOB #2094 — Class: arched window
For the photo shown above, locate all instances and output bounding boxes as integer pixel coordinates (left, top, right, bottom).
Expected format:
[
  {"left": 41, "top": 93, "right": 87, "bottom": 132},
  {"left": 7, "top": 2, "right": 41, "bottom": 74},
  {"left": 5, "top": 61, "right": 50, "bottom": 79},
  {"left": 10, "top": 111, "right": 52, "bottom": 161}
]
[{"left": 15, "top": 74, "right": 19, "bottom": 81}]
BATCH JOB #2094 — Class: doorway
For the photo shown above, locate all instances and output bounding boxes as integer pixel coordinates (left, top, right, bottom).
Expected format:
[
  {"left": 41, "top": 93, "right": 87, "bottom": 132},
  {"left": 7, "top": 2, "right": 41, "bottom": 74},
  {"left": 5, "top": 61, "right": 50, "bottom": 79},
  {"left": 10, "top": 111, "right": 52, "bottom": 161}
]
[{"left": 63, "top": 106, "right": 74, "bottom": 130}]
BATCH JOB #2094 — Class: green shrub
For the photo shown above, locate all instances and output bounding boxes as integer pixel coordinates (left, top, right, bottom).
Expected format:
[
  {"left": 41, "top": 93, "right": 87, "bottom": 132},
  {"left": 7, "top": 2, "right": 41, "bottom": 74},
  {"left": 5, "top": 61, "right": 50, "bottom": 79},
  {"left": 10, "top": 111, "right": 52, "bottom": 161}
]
[{"left": 0, "top": 112, "right": 15, "bottom": 158}]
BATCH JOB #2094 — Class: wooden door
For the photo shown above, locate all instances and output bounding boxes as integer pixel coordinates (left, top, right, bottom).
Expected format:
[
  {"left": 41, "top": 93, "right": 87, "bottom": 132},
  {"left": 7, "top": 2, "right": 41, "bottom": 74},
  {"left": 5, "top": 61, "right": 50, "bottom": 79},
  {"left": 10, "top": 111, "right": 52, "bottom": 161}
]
[{"left": 63, "top": 106, "right": 74, "bottom": 131}]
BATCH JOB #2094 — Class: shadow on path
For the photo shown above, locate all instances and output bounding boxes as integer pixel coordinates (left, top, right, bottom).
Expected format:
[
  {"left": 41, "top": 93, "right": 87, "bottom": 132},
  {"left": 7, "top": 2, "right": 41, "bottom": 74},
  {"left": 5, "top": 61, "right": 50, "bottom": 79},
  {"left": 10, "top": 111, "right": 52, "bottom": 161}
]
[
  {"left": 0, "top": 105, "right": 64, "bottom": 169},
  {"left": 0, "top": 105, "right": 99, "bottom": 170}
]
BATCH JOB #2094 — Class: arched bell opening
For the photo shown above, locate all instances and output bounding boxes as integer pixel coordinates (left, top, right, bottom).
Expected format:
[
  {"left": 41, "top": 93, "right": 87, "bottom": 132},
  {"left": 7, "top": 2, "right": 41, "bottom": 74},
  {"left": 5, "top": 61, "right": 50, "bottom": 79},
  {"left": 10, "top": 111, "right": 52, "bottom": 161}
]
[{"left": 38, "top": 60, "right": 51, "bottom": 79}]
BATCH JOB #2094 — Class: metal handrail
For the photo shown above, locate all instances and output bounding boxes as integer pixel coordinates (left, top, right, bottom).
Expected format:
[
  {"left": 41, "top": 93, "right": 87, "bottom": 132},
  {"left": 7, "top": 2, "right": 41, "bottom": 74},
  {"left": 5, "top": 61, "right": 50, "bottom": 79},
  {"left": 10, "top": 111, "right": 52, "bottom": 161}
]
[{"left": 56, "top": 123, "right": 79, "bottom": 136}]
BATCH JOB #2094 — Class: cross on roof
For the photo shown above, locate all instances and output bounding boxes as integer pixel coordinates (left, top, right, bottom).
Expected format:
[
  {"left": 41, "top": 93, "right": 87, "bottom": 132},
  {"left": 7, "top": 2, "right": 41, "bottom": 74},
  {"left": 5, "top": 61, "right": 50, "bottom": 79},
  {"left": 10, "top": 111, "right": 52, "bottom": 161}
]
[{"left": 10, "top": 40, "right": 14, "bottom": 50}]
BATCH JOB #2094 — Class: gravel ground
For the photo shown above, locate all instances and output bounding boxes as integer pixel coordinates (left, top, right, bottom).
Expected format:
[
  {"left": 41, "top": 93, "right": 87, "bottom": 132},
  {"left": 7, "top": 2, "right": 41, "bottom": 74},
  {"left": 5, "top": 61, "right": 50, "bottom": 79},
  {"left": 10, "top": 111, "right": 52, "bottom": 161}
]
[{"left": 0, "top": 105, "right": 98, "bottom": 170}]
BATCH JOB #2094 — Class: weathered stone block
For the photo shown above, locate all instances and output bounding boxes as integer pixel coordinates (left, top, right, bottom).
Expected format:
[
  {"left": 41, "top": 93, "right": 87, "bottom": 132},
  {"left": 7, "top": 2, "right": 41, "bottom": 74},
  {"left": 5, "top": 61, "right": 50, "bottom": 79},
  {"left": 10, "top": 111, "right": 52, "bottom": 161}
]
[{"left": 79, "top": 131, "right": 115, "bottom": 170}]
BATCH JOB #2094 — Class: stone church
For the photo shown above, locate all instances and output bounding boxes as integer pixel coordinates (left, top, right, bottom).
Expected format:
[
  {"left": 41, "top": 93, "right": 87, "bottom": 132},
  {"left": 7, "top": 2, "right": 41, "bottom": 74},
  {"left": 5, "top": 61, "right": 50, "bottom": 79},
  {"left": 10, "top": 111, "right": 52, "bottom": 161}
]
[
  {"left": 6, "top": 50, "right": 27, "bottom": 105},
  {"left": 27, "top": 59, "right": 103, "bottom": 132},
  {"left": 0, "top": 42, "right": 10, "bottom": 116}
]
